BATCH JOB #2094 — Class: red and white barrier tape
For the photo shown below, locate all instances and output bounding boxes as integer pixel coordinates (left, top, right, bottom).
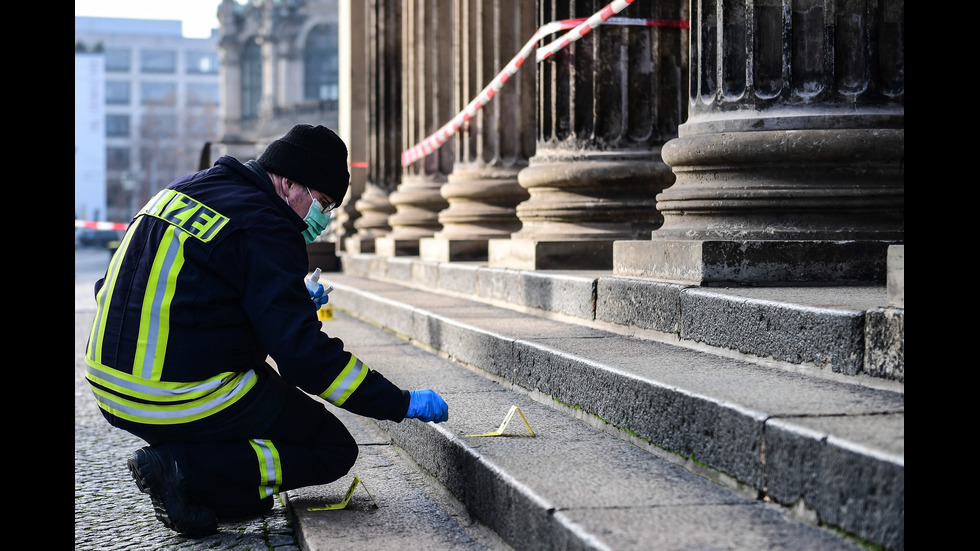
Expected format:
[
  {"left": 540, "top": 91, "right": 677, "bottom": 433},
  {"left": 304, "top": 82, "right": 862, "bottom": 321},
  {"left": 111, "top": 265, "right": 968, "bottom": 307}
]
[
  {"left": 536, "top": 15, "right": 689, "bottom": 62},
  {"left": 401, "top": 0, "right": 687, "bottom": 167},
  {"left": 75, "top": 219, "right": 129, "bottom": 231}
]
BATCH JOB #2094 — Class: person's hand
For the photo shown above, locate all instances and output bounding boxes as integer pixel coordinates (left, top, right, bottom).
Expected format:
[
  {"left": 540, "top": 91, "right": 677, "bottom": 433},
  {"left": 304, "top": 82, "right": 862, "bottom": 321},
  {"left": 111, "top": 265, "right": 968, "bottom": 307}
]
[
  {"left": 406, "top": 389, "right": 449, "bottom": 423},
  {"left": 308, "top": 283, "right": 329, "bottom": 309}
]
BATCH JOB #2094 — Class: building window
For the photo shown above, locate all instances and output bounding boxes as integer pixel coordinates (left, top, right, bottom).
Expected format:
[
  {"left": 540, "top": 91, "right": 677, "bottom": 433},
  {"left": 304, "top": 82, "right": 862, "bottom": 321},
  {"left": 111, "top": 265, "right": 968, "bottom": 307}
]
[
  {"left": 140, "top": 114, "right": 177, "bottom": 139},
  {"left": 106, "top": 147, "right": 131, "bottom": 171},
  {"left": 186, "top": 50, "right": 219, "bottom": 74},
  {"left": 141, "top": 82, "right": 177, "bottom": 105},
  {"left": 186, "top": 82, "right": 219, "bottom": 106},
  {"left": 304, "top": 24, "right": 339, "bottom": 101},
  {"left": 186, "top": 115, "right": 219, "bottom": 137},
  {"left": 105, "top": 81, "right": 130, "bottom": 105},
  {"left": 241, "top": 38, "right": 262, "bottom": 119},
  {"left": 140, "top": 49, "right": 176, "bottom": 73},
  {"left": 106, "top": 114, "right": 130, "bottom": 137},
  {"left": 105, "top": 48, "right": 130, "bottom": 72}
]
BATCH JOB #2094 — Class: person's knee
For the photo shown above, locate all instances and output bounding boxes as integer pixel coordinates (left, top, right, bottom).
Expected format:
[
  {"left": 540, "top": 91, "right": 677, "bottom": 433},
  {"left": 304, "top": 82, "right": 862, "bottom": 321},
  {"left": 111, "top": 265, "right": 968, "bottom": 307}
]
[
  {"left": 327, "top": 435, "right": 358, "bottom": 478},
  {"left": 337, "top": 440, "right": 358, "bottom": 473},
  {"left": 308, "top": 423, "right": 358, "bottom": 482}
]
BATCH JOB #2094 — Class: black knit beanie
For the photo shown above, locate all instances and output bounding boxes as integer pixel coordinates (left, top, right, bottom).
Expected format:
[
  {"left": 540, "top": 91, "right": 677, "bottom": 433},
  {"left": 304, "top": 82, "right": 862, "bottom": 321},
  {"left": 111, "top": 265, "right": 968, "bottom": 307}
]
[{"left": 257, "top": 124, "right": 350, "bottom": 203}]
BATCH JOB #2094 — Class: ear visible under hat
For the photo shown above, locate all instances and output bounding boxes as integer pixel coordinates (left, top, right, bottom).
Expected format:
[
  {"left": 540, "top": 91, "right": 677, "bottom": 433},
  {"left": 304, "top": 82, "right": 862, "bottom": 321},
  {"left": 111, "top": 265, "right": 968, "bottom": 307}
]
[{"left": 258, "top": 124, "right": 350, "bottom": 203}]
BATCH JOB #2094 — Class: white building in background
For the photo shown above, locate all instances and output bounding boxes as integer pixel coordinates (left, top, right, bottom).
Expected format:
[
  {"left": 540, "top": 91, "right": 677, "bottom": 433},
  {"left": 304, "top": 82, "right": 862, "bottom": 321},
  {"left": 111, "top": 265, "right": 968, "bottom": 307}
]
[
  {"left": 75, "top": 51, "right": 106, "bottom": 223},
  {"left": 74, "top": 17, "right": 221, "bottom": 223}
]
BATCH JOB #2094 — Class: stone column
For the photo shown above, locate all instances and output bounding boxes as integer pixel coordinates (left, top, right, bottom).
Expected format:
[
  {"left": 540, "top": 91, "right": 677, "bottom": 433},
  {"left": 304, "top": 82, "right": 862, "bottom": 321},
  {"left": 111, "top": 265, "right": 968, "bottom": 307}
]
[
  {"left": 346, "top": 0, "right": 401, "bottom": 254},
  {"left": 489, "top": 0, "right": 687, "bottom": 270},
  {"left": 335, "top": 0, "right": 369, "bottom": 248},
  {"left": 615, "top": 0, "right": 905, "bottom": 285},
  {"left": 376, "top": 0, "right": 452, "bottom": 257},
  {"left": 216, "top": 1, "right": 241, "bottom": 141},
  {"left": 418, "top": 0, "right": 536, "bottom": 262}
]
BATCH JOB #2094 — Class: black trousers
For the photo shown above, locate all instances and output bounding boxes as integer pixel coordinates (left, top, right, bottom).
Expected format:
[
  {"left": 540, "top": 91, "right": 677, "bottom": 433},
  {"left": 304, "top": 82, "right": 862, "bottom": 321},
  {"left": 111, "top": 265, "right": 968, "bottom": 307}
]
[{"left": 112, "top": 367, "right": 358, "bottom": 519}]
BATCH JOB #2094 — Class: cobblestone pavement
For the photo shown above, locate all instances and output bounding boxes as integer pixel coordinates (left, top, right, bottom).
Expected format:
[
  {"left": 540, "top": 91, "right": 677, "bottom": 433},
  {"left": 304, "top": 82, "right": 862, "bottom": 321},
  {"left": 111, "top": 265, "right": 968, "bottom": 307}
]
[{"left": 74, "top": 247, "right": 301, "bottom": 551}]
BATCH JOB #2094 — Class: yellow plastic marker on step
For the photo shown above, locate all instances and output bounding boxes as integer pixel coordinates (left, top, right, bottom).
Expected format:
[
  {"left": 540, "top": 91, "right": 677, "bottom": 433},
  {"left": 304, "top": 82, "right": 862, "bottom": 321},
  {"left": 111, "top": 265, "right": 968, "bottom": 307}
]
[
  {"left": 317, "top": 302, "right": 334, "bottom": 321},
  {"left": 308, "top": 477, "right": 378, "bottom": 511},
  {"left": 466, "top": 405, "right": 536, "bottom": 437}
]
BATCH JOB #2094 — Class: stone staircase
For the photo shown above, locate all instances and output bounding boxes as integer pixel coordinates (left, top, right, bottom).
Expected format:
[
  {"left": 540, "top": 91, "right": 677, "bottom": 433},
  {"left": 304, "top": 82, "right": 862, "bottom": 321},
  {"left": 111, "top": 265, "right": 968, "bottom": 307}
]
[{"left": 291, "top": 250, "right": 904, "bottom": 551}]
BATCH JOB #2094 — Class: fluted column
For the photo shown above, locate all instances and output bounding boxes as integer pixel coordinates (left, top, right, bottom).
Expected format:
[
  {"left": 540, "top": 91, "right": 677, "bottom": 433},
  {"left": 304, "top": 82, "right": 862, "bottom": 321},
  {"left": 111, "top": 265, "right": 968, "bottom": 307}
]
[
  {"left": 419, "top": 0, "right": 535, "bottom": 262},
  {"left": 335, "top": 0, "right": 369, "bottom": 248},
  {"left": 377, "top": 0, "right": 452, "bottom": 257},
  {"left": 488, "top": 0, "right": 687, "bottom": 270},
  {"left": 615, "top": 0, "right": 905, "bottom": 285},
  {"left": 346, "top": 0, "right": 401, "bottom": 254}
]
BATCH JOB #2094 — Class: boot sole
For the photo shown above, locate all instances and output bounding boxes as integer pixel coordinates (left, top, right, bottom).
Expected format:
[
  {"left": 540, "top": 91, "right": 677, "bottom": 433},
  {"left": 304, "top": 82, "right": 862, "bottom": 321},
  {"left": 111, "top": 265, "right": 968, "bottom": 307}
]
[{"left": 128, "top": 449, "right": 217, "bottom": 539}]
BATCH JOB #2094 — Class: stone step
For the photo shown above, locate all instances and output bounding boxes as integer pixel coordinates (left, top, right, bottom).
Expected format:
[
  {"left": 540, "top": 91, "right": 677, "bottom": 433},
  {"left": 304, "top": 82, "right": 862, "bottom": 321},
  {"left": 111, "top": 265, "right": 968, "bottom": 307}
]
[
  {"left": 292, "top": 308, "right": 880, "bottom": 550},
  {"left": 314, "top": 270, "right": 904, "bottom": 550},
  {"left": 286, "top": 401, "right": 513, "bottom": 551},
  {"left": 337, "top": 254, "right": 905, "bottom": 384}
]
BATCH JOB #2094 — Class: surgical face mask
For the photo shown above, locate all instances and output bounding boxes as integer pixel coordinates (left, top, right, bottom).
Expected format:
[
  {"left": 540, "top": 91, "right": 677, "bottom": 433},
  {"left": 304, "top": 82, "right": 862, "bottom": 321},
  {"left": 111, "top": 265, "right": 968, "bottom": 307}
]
[{"left": 301, "top": 198, "right": 330, "bottom": 243}]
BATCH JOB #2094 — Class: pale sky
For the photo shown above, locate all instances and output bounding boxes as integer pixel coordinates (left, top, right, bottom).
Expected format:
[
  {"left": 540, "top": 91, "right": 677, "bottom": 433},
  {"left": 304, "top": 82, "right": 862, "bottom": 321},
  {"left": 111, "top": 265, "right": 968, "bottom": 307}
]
[{"left": 74, "top": 0, "right": 226, "bottom": 39}]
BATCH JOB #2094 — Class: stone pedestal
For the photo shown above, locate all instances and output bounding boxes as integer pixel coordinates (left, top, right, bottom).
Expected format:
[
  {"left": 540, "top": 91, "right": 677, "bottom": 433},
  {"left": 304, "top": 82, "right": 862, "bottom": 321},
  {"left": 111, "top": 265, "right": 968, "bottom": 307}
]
[
  {"left": 379, "top": 174, "right": 447, "bottom": 257},
  {"left": 489, "top": 149, "right": 676, "bottom": 270},
  {"left": 489, "top": 238, "right": 615, "bottom": 271},
  {"left": 887, "top": 245, "right": 904, "bottom": 309},
  {"left": 420, "top": 237, "right": 489, "bottom": 262},
  {"left": 343, "top": 235, "right": 374, "bottom": 254},
  {"left": 306, "top": 241, "right": 339, "bottom": 272},
  {"left": 489, "top": 0, "right": 687, "bottom": 270},
  {"left": 614, "top": 239, "right": 892, "bottom": 287},
  {"left": 374, "top": 237, "right": 420, "bottom": 257},
  {"left": 615, "top": 1, "right": 904, "bottom": 285},
  {"left": 347, "top": 185, "right": 395, "bottom": 254}
]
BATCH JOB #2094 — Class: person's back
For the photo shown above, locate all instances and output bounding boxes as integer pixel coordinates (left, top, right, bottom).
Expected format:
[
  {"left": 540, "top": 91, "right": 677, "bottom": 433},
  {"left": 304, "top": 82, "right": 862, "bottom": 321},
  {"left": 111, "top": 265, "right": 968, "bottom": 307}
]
[{"left": 88, "top": 157, "right": 294, "bottom": 386}]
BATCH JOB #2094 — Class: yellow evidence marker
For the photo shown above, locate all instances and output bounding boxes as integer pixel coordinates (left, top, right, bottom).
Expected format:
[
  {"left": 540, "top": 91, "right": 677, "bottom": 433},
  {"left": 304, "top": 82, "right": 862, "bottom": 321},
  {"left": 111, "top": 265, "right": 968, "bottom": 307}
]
[
  {"left": 466, "top": 405, "right": 536, "bottom": 437},
  {"left": 308, "top": 477, "right": 378, "bottom": 511}
]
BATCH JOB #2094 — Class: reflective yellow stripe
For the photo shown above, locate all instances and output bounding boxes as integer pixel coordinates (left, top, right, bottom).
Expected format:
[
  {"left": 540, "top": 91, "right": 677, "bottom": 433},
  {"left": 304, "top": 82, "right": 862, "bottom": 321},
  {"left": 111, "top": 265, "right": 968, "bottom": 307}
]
[
  {"left": 85, "top": 360, "right": 257, "bottom": 425},
  {"left": 250, "top": 439, "right": 282, "bottom": 499},
  {"left": 134, "top": 226, "right": 188, "bottom": 380},
  {"left": 87, "top": 188, "right": 230, "bottom": 377},
  {"left": 88, "top": 216, "right": 145, "bottom": 366},
  {"left": 319, "top": 355, "right": 368, "bottom": 406}
]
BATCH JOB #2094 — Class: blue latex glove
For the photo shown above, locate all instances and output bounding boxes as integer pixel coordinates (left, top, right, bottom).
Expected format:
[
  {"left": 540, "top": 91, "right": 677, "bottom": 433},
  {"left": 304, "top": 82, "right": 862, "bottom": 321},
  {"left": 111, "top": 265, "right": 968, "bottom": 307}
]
[
  {"left": 308, "top": 283, "right": 329, "bottom": 309},
  {"left": 406, "top": 389, "right": 449, "bottom": 423}
]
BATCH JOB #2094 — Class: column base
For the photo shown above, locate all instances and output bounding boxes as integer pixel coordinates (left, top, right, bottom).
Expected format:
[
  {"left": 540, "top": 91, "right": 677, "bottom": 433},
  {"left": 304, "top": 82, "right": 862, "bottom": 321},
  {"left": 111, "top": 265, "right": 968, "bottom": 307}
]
[
  {"left": 613, "top": 239, "right": 897, "bottom": 286},
  {"left": 343, "top": 235, "right": 375, "bottom": 254},
  {"left": 306, "top": 241, "right": 340, "bottom": 272},
  {"left": 419, "top": 237, "right": 488, "bottom": 262},
  {"left": 887, "top": 245, "right": 904, "bottom": 308},
  {"left": 375, "top": 237, "right": 420, "bottom": 257},
  {"left": 488, "top": 238, "right": 613, "bottom": 270}
]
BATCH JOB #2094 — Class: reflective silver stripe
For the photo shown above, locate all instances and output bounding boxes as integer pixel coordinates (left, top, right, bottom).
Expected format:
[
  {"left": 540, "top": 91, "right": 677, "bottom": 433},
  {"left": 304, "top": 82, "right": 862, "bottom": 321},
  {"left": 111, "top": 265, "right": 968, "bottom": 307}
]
[
  {"left": 87, "top": 369, "right": 257, "bottom": 421},
  {"left": 86, "top": 362, "right": 232, "bottom": 398},
  {"left": 88, "top": 216, "right": 144, "bottom": 365},
  {"left": 139, "top": 228, "right": 184, "bottom": 379},
  {"left": 250, "top": 439, "right": 281, "bottom": 499},
  {"left": 321, "top": 356, "right": 368, "bottom": 406}
]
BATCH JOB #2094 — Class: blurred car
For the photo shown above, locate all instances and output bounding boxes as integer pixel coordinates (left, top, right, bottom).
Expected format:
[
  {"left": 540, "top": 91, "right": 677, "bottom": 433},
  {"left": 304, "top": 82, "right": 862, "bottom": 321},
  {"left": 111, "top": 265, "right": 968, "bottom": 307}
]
[{"left": 75, "top": 228, "right": 125, "bottom": 249}]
